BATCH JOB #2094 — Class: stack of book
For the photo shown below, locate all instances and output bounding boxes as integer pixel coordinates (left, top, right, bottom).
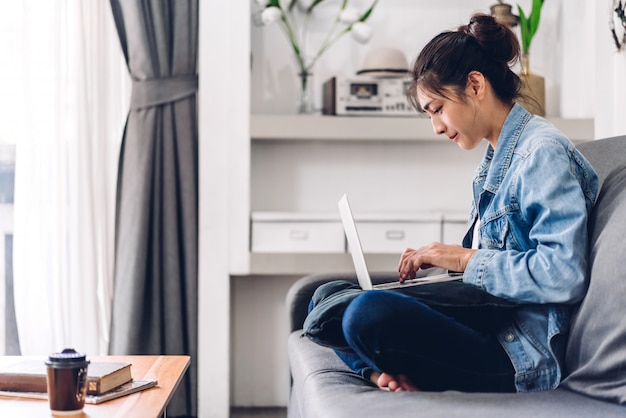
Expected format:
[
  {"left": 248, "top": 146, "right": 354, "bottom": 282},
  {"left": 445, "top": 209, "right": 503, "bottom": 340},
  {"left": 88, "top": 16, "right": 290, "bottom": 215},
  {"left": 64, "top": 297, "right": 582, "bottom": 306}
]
[{"left": 0, "top": 359, "right": 157, "bottom": 404}]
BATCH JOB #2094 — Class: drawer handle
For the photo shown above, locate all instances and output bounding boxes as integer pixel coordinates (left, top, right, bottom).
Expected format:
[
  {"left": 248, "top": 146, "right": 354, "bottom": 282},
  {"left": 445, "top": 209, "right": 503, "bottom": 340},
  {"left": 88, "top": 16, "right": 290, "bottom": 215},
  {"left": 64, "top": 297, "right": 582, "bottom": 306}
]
[
  {"left": 289, "top": 230, "right": 309, "bottom": 240},
  {"left": 386, "top": 230, "right": 405, "bottom": 240}
]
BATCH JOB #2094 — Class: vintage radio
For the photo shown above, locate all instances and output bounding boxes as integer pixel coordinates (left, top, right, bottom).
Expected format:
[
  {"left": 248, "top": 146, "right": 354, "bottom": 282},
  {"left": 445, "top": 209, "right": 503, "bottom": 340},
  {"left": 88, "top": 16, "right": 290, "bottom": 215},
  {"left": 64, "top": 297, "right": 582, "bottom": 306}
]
[{"left": 322, "top": 76, "right": 417, "bottom": 117}]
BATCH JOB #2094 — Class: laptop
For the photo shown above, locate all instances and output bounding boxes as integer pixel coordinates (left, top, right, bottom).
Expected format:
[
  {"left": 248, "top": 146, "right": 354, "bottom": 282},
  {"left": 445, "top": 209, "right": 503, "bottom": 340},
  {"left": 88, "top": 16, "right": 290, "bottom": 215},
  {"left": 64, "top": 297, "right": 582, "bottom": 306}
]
[{"left": 338, "top": 194, "right": 463, "bottom": 290}]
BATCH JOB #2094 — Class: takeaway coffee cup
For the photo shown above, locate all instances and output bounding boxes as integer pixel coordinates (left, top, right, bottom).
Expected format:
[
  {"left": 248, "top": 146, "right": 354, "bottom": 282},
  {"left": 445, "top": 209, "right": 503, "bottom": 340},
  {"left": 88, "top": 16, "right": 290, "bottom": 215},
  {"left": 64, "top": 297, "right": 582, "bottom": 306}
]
[{"left": 45, "top": 348, "right": 90, "bottom": 415}]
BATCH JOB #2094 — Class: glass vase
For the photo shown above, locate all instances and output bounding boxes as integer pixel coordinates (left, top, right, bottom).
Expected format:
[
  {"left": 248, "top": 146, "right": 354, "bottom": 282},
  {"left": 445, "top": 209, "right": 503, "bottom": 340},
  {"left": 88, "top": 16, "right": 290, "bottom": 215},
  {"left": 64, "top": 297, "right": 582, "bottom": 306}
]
[{"left": 296, "top": 70, "right": 314, "bottom": 114}]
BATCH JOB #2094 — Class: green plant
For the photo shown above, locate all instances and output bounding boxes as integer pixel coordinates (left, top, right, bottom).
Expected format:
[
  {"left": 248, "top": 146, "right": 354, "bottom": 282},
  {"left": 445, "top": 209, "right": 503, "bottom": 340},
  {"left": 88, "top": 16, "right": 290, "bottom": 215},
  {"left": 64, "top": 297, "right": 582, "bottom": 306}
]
[{"left": 517, "top": 0, "right": 545, "bottom": 54}]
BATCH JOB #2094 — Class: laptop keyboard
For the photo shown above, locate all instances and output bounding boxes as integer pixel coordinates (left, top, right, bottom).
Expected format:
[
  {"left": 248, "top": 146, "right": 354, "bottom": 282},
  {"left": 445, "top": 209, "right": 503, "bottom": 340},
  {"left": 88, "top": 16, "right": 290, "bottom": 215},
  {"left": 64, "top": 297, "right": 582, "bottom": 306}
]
[{"left": 373, "top": 273, "right": 463, "bottom": 290}]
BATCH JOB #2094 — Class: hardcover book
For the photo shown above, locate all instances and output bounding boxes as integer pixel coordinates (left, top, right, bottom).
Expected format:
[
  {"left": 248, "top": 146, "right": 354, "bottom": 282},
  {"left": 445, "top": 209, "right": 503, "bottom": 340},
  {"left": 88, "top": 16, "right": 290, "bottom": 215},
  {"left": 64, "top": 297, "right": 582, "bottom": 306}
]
[
  {"left": 0, "top": 379, "right": 158, "bottom": 404},
  {"left": 0, "top": 359, "right": 132, "bottom": 395}
]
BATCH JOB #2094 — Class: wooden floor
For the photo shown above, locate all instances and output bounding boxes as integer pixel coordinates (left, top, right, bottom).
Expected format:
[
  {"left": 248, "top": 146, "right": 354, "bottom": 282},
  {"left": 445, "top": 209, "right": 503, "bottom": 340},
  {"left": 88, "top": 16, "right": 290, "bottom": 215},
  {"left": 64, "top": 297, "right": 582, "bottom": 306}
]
[{"left": 230, "top": 407, "right": 287, "bottom": 418}]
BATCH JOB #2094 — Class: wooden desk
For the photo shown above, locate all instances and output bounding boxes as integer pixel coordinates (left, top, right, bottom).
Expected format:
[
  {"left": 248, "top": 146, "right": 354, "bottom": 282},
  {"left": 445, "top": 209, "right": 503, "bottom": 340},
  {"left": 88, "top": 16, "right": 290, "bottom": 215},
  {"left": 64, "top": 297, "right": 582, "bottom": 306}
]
[{"left": 0, "top": 355, "right": 190, "bottom": 418}]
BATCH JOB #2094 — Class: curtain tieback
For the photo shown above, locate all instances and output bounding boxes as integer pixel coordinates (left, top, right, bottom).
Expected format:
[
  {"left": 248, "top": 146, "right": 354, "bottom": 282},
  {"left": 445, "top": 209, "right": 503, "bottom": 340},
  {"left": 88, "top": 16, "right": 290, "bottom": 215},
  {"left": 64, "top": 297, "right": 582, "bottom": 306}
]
[{"left": 130, "top": 75, "right": 198, "bottom": 109}]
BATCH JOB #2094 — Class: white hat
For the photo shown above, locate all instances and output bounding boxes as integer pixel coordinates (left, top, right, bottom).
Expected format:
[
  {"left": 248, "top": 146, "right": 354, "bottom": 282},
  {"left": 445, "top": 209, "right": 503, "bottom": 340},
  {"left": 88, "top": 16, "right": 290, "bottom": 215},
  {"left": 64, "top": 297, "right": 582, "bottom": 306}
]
[{"left": 356, "top": 47, "right": 409, "bottom": 78}]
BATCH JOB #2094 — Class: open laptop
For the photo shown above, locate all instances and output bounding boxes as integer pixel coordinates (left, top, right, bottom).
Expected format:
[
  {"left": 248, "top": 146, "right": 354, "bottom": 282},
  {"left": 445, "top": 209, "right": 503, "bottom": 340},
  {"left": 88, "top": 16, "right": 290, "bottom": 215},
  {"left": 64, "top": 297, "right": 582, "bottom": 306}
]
[{"left": 338, "top": 194, "right": 463, "bottom": 290}]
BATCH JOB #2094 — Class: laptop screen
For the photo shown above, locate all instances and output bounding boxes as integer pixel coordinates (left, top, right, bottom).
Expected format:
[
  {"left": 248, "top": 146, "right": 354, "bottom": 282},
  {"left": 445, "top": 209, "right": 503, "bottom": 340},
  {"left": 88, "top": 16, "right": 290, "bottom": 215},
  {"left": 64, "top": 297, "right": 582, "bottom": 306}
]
[{"left": 338, "top": 194, "right": 373, "bottom": 290}]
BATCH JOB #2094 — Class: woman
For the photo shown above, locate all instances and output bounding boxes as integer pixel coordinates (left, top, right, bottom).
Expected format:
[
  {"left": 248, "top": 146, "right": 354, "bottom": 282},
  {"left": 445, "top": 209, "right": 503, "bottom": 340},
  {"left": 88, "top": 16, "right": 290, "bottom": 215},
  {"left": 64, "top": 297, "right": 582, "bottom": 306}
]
[{"left": 308, "top": 13, "right": 598, "bottom": 394}]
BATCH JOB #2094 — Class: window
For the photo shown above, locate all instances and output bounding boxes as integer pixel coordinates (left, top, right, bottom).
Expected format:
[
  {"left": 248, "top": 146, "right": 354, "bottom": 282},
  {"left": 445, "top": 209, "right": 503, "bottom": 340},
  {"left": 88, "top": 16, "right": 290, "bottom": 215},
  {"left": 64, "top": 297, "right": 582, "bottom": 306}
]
[
  {"left": 0, "top": 3, "right": 20, "bottom": 355},
  {"left": 0, "top": 2, "right": 128, "bottom": 355},
  {"left": 0, "top": 144, "right": 17, "bottom": 354}
]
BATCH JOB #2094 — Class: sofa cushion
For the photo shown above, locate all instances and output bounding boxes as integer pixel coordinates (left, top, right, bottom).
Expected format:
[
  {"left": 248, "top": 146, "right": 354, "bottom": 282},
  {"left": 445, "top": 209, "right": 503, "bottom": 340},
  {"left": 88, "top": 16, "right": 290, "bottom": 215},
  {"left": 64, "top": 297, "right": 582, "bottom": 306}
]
[
  {"left": 288, "top": 331, "right": 626, "bottom": 418},
  {"left": 561, "top": 165, "right": 626, "bottom": 403}
]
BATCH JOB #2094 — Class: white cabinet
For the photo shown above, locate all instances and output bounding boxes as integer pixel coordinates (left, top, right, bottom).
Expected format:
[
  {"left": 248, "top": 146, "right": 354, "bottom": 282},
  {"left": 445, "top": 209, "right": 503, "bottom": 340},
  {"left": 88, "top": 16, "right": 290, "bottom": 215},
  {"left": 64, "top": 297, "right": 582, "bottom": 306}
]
[
  {"left": 251, "top": 213, "right": 344, "bottom": 254},
  {"left": 251, "top": 212, "right": 444, "bottom": 255},
  {"left": 353, "top": 213, "right": 441, "bottom": 254},
  {"left": 357, "top": 221, "right": 439, "bottom": 254}
]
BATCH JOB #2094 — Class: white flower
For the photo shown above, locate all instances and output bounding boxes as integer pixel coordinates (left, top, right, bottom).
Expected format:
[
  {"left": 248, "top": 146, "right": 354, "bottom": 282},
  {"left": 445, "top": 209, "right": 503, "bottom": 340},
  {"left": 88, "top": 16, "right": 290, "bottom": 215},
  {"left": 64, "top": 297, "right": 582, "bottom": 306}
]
[
  {"left": 261, "top": 7, "right": 283, "bottom": 25},
  {"left": 350, "top": 22, "right": 373, "bottom": 44},
  {"left": 339, "top": 8, "right": 360, "bottom": 24},
  {"left": 255, "top": 0, "right": 270, "bottom": 7}
]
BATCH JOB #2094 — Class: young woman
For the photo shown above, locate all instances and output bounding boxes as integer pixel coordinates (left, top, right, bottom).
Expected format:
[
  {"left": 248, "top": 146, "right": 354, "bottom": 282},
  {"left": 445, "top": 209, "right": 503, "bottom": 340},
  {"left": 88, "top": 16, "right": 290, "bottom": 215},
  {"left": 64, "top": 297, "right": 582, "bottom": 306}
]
[{"left": 308, "top": 13, "right": 598, "bottom": 393}]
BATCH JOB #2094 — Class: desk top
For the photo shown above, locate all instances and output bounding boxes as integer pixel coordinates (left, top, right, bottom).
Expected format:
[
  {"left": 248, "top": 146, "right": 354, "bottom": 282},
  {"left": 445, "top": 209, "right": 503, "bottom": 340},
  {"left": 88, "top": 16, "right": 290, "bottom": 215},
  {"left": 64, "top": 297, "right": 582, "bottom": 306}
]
[{"left": 0, "top": 355, "right": 190, "bottom": 418}]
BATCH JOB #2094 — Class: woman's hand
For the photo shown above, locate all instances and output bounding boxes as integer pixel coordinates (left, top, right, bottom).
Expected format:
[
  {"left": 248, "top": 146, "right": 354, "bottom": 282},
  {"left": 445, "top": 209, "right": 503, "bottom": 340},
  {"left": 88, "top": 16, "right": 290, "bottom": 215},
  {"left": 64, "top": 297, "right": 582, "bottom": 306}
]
[{"left": 398, "top": 243, "right": 477, "bottom": 282}]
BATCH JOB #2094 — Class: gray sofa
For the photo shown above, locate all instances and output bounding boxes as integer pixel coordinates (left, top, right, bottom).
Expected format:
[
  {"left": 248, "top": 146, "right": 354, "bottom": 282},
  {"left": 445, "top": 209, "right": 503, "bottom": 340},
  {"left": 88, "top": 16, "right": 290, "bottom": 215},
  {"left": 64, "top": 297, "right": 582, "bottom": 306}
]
[{"left": 286, "top": 136, "right": 626, "bottom": 417}]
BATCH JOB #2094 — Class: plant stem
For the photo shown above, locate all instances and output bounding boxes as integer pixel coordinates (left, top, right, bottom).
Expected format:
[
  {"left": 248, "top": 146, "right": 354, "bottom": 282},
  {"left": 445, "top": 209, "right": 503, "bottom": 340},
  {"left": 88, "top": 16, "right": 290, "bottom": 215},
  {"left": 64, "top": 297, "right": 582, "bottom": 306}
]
[
  {"left": 278, "top": 16, "right": 305, "bottom": 71},
  {"left": 302, "top": 10, "right": 313, "bottom": 61}
]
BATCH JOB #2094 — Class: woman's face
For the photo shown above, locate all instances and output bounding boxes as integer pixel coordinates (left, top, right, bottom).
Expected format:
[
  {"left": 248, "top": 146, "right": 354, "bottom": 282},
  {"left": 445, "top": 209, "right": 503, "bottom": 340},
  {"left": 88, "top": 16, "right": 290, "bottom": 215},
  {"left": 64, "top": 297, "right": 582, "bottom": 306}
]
[{"left": 416, "top": 85, "right": 485, "bottom": 151}]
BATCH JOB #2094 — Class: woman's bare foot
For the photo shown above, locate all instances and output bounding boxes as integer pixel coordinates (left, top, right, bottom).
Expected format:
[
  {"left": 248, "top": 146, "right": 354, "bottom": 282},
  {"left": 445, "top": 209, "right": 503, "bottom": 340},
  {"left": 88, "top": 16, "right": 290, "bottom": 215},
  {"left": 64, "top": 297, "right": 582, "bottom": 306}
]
[
  {"left": 369, "top": 371, "right": 383, "bottom": 388},
  {"left": 369, "top": 372, "right": 419, "bottom": 392}
]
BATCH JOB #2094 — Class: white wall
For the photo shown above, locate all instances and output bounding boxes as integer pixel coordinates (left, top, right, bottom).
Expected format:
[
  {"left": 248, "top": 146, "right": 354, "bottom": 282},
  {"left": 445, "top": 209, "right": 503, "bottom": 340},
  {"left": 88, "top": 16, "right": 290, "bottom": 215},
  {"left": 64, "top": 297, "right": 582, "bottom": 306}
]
[
  {"left": 250, "top": 140, "right": 483, "bottom": 213},
  {"left": 198, "top": 1, "right": 250, "bottom": 417},
  {"left": 559, "top": 0, "right": 595, "bottom": 118},
  {"left": 594, "top": 1, "right": 626, "bottom": 138},
  {"left": 231, "top": 275, "right": 298, "bottom": 406}
]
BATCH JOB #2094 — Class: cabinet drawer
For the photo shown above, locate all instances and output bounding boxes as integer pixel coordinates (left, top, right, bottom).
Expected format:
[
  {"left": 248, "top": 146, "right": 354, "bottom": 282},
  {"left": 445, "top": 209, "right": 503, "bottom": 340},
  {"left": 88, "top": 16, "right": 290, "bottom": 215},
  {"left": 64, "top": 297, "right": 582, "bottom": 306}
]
[
  {"left": 356, "top": 221, "right": 441, "bottom": 254},
  {"left": 251, "top": 221, "right": 345, "bottom": 253}
]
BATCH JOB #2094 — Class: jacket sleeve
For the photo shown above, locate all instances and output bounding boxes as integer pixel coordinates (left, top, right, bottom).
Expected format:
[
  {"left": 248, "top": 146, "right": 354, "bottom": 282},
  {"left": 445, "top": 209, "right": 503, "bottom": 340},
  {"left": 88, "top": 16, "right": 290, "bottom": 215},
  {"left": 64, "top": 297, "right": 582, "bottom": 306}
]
[{"left": 463, "top": 141, "right": 596, "bottom": 304}]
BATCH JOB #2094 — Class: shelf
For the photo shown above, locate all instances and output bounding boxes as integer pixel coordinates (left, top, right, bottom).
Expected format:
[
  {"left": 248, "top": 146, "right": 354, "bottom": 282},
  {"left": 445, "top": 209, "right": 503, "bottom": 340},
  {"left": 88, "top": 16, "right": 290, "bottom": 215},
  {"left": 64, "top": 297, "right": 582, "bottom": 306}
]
[
  {"left": 251, "top": 114, "right": 437, "bottom": 142},
  {"left": 251, "top": 211, "right": 443, "bottom": 222},
  {"left": 549, "top": 118, "right": 595, "bottom": 143},
  {"left": 250, "top": 114, "right": 595, "bottom": 144}
]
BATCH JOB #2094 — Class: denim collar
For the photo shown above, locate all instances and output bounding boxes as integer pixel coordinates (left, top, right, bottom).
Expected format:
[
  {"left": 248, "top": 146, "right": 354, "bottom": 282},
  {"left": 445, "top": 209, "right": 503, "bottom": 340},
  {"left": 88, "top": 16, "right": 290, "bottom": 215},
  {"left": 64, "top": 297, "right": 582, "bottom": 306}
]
[{"left": 478, "top": 103, "right": 532, "bottom": 194}]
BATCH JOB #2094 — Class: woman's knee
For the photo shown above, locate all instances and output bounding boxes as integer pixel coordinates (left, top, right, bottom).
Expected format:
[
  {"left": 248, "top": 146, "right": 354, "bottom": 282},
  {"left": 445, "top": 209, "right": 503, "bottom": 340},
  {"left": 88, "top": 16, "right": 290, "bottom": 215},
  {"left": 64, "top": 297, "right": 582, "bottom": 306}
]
[
  {"left": 343, "top": 291, "right": 434, "bottom": 339},
  {"left": 343, "top": 291, "right": 397, "bottom": 337}
]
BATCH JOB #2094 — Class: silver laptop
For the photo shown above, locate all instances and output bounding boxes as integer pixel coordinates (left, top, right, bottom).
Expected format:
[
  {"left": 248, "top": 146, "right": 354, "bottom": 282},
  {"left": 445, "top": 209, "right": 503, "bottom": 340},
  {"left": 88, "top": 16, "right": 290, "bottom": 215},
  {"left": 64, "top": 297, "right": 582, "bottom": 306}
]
[{"left": 338, "top": 194, "right": 462, "bottom": 290}]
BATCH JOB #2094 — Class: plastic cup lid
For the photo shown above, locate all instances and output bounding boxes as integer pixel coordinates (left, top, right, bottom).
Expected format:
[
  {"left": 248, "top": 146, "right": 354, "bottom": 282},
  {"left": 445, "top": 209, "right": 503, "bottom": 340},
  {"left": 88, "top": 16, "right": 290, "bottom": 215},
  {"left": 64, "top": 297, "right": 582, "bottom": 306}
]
[{"left": 46, "top": 348, "right": 89, "bottom": 367}]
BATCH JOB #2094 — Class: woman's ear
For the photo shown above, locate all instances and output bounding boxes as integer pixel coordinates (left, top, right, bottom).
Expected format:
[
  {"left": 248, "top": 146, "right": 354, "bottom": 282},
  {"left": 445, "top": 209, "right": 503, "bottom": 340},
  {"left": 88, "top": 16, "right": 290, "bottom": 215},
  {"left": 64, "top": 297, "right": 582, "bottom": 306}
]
[{"left": 466, "top": 71, "right": 486, "bottom": 98}]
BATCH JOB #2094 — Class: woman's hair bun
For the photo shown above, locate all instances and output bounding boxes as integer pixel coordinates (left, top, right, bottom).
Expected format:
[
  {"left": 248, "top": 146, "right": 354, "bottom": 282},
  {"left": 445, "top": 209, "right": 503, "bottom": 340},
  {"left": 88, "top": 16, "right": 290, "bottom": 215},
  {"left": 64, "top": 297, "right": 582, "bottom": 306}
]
[
  {"left": 407, "top": 12, "right": 523, "bottom": 108},
  {"left": 461, "top": 13, "right": 519, "bottom": 66}
]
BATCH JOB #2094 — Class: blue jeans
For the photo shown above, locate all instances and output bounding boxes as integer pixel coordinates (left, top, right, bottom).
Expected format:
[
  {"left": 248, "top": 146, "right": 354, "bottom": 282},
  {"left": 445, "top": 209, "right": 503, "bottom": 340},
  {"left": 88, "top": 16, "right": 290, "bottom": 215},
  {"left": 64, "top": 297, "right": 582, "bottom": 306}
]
[{"left": 311, "top": 287, "right": 516, "bottom": 392}]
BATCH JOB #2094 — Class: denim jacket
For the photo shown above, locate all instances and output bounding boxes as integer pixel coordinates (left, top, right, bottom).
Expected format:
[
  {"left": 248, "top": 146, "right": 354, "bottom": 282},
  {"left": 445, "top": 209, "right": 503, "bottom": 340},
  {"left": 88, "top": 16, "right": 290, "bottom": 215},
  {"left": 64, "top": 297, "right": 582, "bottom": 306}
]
[{"left": 462, "top": 104, "right": 598, "bottom": 392}]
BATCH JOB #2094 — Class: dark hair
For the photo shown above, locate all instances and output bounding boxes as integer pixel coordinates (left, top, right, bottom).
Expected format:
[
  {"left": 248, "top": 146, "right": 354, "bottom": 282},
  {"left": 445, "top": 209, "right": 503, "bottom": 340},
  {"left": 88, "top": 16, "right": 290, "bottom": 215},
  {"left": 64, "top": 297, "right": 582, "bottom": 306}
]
[{"left": 407, "top": 13, "right": 522, "bottom": 111}]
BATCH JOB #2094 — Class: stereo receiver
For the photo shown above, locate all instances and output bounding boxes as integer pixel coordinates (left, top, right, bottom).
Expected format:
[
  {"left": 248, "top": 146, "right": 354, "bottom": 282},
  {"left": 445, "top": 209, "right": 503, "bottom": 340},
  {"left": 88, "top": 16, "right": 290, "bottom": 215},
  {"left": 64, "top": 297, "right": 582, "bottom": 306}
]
[{"left": 322, "top": 76, "right": 418, "bottom": 117}]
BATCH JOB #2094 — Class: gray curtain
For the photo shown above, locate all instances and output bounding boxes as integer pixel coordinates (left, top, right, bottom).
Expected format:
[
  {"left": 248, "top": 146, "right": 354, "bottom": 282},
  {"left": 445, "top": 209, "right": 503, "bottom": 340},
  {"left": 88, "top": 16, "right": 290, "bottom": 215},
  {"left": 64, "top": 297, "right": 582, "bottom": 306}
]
[{"left": 108, "top": 1, "right": 198, "bottom": 417}]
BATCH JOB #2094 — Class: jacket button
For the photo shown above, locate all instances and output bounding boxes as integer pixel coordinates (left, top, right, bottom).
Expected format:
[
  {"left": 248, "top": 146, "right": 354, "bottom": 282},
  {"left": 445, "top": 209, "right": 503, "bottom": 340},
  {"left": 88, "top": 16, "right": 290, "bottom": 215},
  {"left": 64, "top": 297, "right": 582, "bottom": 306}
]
[{"left": 505, "top": 333, "right": 515, "bottom": 342}]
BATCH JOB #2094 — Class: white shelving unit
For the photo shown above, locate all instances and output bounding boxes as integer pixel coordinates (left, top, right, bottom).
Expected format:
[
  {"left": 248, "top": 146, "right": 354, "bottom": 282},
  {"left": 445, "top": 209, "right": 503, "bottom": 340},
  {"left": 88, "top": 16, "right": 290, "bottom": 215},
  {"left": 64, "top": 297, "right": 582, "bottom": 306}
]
[{"left": 247, "top": 114, "right": 595, "bottom": 275}]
